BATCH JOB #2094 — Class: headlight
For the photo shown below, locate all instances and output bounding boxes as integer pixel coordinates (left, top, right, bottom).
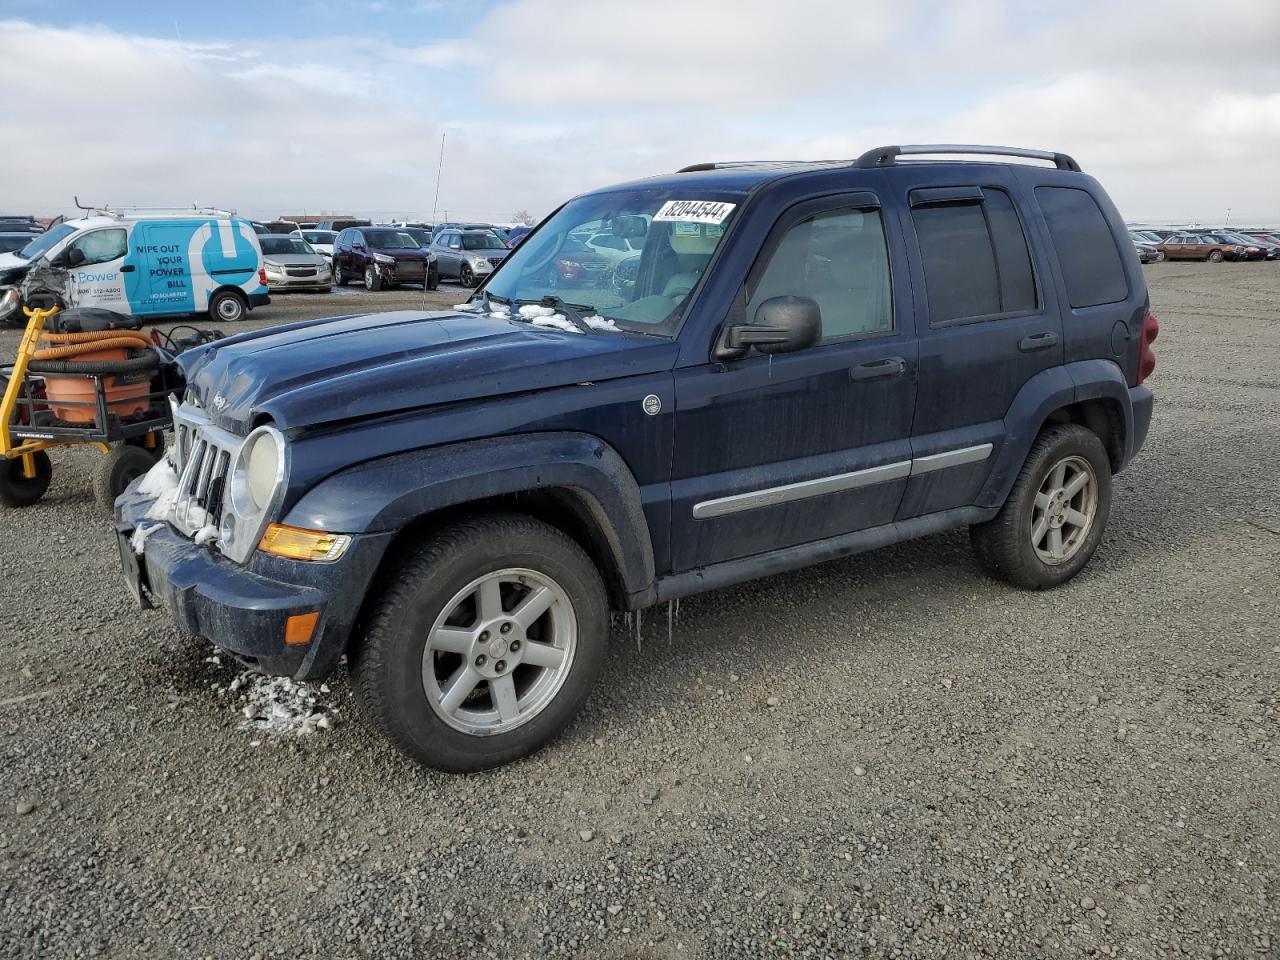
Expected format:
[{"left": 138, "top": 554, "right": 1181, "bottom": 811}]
[
  {"left": 374, "top": 253, "right": 396, "bottom": 266},
  {"left": 230, "top": 426, "right": 285, "bottom": 516},
  {"left": 0, "top": 287, "right": 19, "bottom": 320},
  {"left": 264, "top": 261, "right": 283, "bottom": 273},
  {"left": 471, "top": 256, "right": 489, "bottom": 267}
]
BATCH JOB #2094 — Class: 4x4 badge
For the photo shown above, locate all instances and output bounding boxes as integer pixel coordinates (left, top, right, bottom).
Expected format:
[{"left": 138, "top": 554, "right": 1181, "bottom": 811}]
[{"left": 641, "top": 394, "right": 662, "bottom": 416}]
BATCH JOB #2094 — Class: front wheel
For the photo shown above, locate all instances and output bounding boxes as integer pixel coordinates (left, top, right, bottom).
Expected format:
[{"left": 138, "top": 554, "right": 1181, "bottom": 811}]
[
  {"left": 0, "top": 451, "right": 53, "bottom": 508},
  {"left": 351, "top": 513, "right": 607, "bottom": 772},
  {"left": 460, "top": 263, "right": 475, "bottom": 287},
  {"left": 365, "top": 266, "right": 383, "bottom": 291},
  {"left": 333, "top": 261, "right": 347, "bottom": 286},
  {"left": 1154, "top": 250, "right": 1167, "bottom": 262},
  {"left": 1208, "top": 249, "right": 1224, "bottom": 263},
  {"left": 969, "top": 424, "right": 1112, "bottom": 590},
  {"left": 208, "top": 289, "right": 247, "bottom": 323}
]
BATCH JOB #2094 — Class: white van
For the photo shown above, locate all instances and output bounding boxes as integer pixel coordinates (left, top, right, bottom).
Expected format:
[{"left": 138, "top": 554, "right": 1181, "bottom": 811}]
[{"left": 0, "top": 210, "right": 269, "bottom": 325}]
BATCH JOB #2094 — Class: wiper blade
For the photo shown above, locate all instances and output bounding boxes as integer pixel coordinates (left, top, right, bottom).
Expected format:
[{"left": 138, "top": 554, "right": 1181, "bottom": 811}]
[{"left": 515, "top": 295, "right": 593, "bottom": 332}]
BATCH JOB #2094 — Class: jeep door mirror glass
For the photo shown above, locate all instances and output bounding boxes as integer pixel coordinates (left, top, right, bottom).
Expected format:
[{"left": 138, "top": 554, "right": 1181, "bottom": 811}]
[{"left": 721, "top": 295, "right": 822, "bottom": 358}]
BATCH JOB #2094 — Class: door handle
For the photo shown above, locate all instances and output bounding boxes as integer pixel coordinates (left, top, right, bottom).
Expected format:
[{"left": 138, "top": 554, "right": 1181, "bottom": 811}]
[
  {"left": 120, "top": 265, "right": 135, "bottom": 273},
  {"left": 1018, "top": 332, "right": 1059, "bottom": 352},
  {"left": 849, "top": 357, "right": 906, "bottom": 381}
]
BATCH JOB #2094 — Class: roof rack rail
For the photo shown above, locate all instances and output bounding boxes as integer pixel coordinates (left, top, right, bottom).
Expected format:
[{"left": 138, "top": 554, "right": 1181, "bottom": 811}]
[
  {"left": 852, "top": 144, "right": 1081, "bottom": 172},
  {"left": 72, "top": 196, "right": 239, "bottom": 218},
  {"left": 675, "top": 160, "right": 837, "bottom": 173}
]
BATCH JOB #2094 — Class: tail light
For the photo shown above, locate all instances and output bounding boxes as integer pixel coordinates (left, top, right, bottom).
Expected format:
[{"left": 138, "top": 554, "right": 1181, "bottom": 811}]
[
  {"left": 1137, "top": 309, "right": 1159, "bottom": 385},
  {"left": 258, "top": 268, "right": 268, "bottom": 286}
]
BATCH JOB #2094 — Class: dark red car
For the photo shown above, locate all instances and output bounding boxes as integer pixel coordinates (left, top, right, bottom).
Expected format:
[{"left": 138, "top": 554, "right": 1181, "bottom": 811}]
[{"left": 331, "top": 227, "right": 439, "bottom": 290}]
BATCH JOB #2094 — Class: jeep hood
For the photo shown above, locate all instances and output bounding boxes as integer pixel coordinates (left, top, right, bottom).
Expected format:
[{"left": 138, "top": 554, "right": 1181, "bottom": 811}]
[{"left": 181, "top": 310, "right": 679, "bottom": 432}]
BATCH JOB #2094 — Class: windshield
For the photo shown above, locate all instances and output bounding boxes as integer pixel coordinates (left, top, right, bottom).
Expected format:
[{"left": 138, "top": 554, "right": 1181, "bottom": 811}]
[
  {"left": 482, "top": 189, "right": 741, "bottom": 336},
  {"left": 302, "top": 230, "right": 336, "bottom": 244},
  {"left": 17, "top": 222, "right": 77, "bottom": 261},
  {"left": 261, "top": 237, "right": 314, "bottom": 255},
  {"left": 366, "top": 230, "right": 420, "bottom": 250},
  {"left": 461, "top": 232, "right": 504, "bottom": 250}
]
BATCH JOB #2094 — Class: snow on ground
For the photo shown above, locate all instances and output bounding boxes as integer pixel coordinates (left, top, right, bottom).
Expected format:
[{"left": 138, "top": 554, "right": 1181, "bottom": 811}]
[{"left": 207, "top": 652, "right": 339, "bottom": 738}]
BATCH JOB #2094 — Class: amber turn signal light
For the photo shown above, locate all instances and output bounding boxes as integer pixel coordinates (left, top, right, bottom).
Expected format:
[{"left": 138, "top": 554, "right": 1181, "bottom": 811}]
[
  {"left": 285, "top": 611, "right": 320, "bottom": 646},
  {"left": 258, "top": 523, "right": 351, "bottom": 562}
]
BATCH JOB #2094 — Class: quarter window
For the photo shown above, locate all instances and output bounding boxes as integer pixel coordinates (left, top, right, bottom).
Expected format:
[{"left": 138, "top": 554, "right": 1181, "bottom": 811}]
[
  {"left": 910, "top": 187, "right": 1038, "bottom": 326},
  {"left": 1035, "top": 186, "right": 1128, "bottom": 308},
  {"left": 747, "top": 206, "right": 893, "bottom": 341},
  {"left": 68, "top": 228, "right": 127, "bottom": 266}
]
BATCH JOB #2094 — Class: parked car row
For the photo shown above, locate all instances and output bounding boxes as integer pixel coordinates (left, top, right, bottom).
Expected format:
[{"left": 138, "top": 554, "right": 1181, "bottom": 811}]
[{"left": 1129, "top": 226, "right": 1280, "bottom": 263}]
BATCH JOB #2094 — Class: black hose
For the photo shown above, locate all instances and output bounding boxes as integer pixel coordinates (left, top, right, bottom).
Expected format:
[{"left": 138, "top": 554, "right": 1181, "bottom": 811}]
[{"left": 27, "top": 353, "right": 160, "bottom": 376}]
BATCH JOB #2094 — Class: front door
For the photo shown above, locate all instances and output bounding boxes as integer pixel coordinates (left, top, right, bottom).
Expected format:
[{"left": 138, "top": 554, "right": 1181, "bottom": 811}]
[
  {"left": 63, "top": 227, "right": 129, "bottom": 314},
  {"left": 669, "top": 194, "right": 917, "bottom": 570}
]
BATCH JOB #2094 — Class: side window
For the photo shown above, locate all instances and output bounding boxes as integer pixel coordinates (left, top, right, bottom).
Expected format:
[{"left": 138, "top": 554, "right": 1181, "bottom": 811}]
[
  {"left": 1034, "top": 186, "right": 1128, "bottom": 309},
  {"left": 910, "top": 187, "right": 1037, "bottom": 326},
  {"left": 747, "top": 206, "right": 893, "bottom": 341},
  {"left": 69, "top": 228, "right": 127, "bottom": 266}
]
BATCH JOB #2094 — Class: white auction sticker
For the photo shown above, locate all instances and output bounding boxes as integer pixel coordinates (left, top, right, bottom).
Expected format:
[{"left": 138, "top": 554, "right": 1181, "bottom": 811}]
[{"left": 653, "top": 200, "right": 736, "bottom": 225}]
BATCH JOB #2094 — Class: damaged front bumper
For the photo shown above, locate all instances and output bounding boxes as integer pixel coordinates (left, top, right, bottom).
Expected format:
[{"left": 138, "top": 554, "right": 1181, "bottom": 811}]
[{"left": 115, "top": 481, "right": 393, "bottom": 680}]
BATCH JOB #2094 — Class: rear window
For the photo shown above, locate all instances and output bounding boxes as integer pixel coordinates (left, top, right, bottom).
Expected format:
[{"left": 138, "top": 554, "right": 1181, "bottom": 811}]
[
  {"left": 910, "top": 187, "right": 1038, "bottom": 325},
  {"left": 1035, "top": 186, "right": 1128, "bottom": 308}
]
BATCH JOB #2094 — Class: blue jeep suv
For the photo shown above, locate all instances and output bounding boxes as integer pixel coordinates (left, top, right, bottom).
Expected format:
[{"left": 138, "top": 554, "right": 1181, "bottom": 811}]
[{"left": 114, "top": 144, "right": 1158, "bottom": 772}]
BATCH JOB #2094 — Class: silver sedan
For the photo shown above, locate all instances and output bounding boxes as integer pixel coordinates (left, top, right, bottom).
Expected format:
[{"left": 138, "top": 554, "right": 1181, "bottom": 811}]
[{"left": 259, "top": 235, "right": 333, "bottom": 293}]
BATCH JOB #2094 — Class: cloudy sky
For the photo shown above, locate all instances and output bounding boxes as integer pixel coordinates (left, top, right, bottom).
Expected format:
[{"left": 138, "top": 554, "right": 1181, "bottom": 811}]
[{"left": 2, "top": 0, "right": 1278, "bottom": 224}]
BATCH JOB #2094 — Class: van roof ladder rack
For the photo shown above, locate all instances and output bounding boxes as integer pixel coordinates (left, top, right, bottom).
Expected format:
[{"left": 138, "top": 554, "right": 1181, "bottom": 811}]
[{"left": 853, "top": 144, "right": 1081, "bottom": 172}]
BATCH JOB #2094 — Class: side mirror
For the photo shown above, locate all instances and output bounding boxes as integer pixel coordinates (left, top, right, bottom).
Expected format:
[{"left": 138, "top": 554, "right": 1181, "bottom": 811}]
[
  {"left": 718, "top": 296, "right": 821, "bottom": 359},
  {"left": 64, "top": 247, "right": 86, "bottom": 268}
]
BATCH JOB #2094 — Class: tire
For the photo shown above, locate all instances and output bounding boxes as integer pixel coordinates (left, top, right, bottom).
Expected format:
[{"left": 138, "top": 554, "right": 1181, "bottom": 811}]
[
  {"left": 94, "top": 444, "right": 156, "bottom": 513},
  {"left": 365, "top": 266, "right": 383, "bottom": 291},
  {"left": 351, "top": 513, "right": 608, "bottom": 773},
  {"left": 333, "top": 262, "right": 347, "bottom": 286},
  {"left": 426, "top": 263, "right": 439, "bottom": 291},
  {"left": 1208, "top": 249, "right": 1224, "bottom": 263},
  {"left": 125, "top": 434, "right": 166, "bottom": 462},
  {"left": 460, "top": 264, "right": 475, "bottom": 287},
  {"left": 0, "top": 451, "right": 52, "bottom": 508},
  {"left": 969, "top": 424, "right": 1112, "bottom": 590},
  {"left": 1154, "top": 250, "right": 1167, "bottom": 262},
  {"left": 208, "top": 289, "right": 247, "bottom": 323}
]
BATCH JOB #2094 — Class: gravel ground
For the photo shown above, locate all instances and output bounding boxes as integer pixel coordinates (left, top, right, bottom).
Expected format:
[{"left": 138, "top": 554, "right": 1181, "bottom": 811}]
[{"left": 1, "top": 264, "right": 1277, "bottom": 959}]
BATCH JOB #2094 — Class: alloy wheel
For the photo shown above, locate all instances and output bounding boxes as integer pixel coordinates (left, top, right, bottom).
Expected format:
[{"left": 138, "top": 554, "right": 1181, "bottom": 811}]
[
  {"left": 421, "top": 568, "right": 577, "bottom": 736},
  {"left": 1030, "top": 455, "right": 1097, "bottom": 565}
]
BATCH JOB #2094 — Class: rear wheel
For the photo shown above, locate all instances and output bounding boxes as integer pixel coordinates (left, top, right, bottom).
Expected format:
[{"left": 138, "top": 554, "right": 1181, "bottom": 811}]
[
  {"left": 351, "top": 513, "right": 607, "bottom": 772},
  {"left": 970, "top": 424, "right": 1112, "bottom": 590},
  {"left": 1208, "top": 249, "right": 1224, "bottom": 263},
  {"left": 208, "top": 289, "right": 247, "bottom": 323},
  {"left": 0, "top": 451, "right": 52, "bottom": 508},
  {"left": 94, "top": 444, "right": 156, "bottom": 513}
]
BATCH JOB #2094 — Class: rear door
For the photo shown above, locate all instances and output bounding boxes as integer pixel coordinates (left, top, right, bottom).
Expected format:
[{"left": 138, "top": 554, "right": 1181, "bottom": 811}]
[
  {"left": 669, "top": 193, "right": 918, "bottom": 569},
  {"left": 892, "top": 167, "right": 1061, "bottom": 518}
]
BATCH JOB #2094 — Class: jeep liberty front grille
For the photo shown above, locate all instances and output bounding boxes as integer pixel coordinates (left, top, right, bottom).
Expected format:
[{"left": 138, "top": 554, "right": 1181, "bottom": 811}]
[{"left": 169, "top": 401, "right": 239, "bottom": 536}]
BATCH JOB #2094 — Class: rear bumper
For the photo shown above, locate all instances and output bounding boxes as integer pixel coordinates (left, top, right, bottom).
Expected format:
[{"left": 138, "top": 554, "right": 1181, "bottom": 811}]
[
  {"left": 115, "top": 483, "right": 392, "bottom": 680},
  {"left": 1127, "top": 384, "right": 1154, "bottom": 465}
]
